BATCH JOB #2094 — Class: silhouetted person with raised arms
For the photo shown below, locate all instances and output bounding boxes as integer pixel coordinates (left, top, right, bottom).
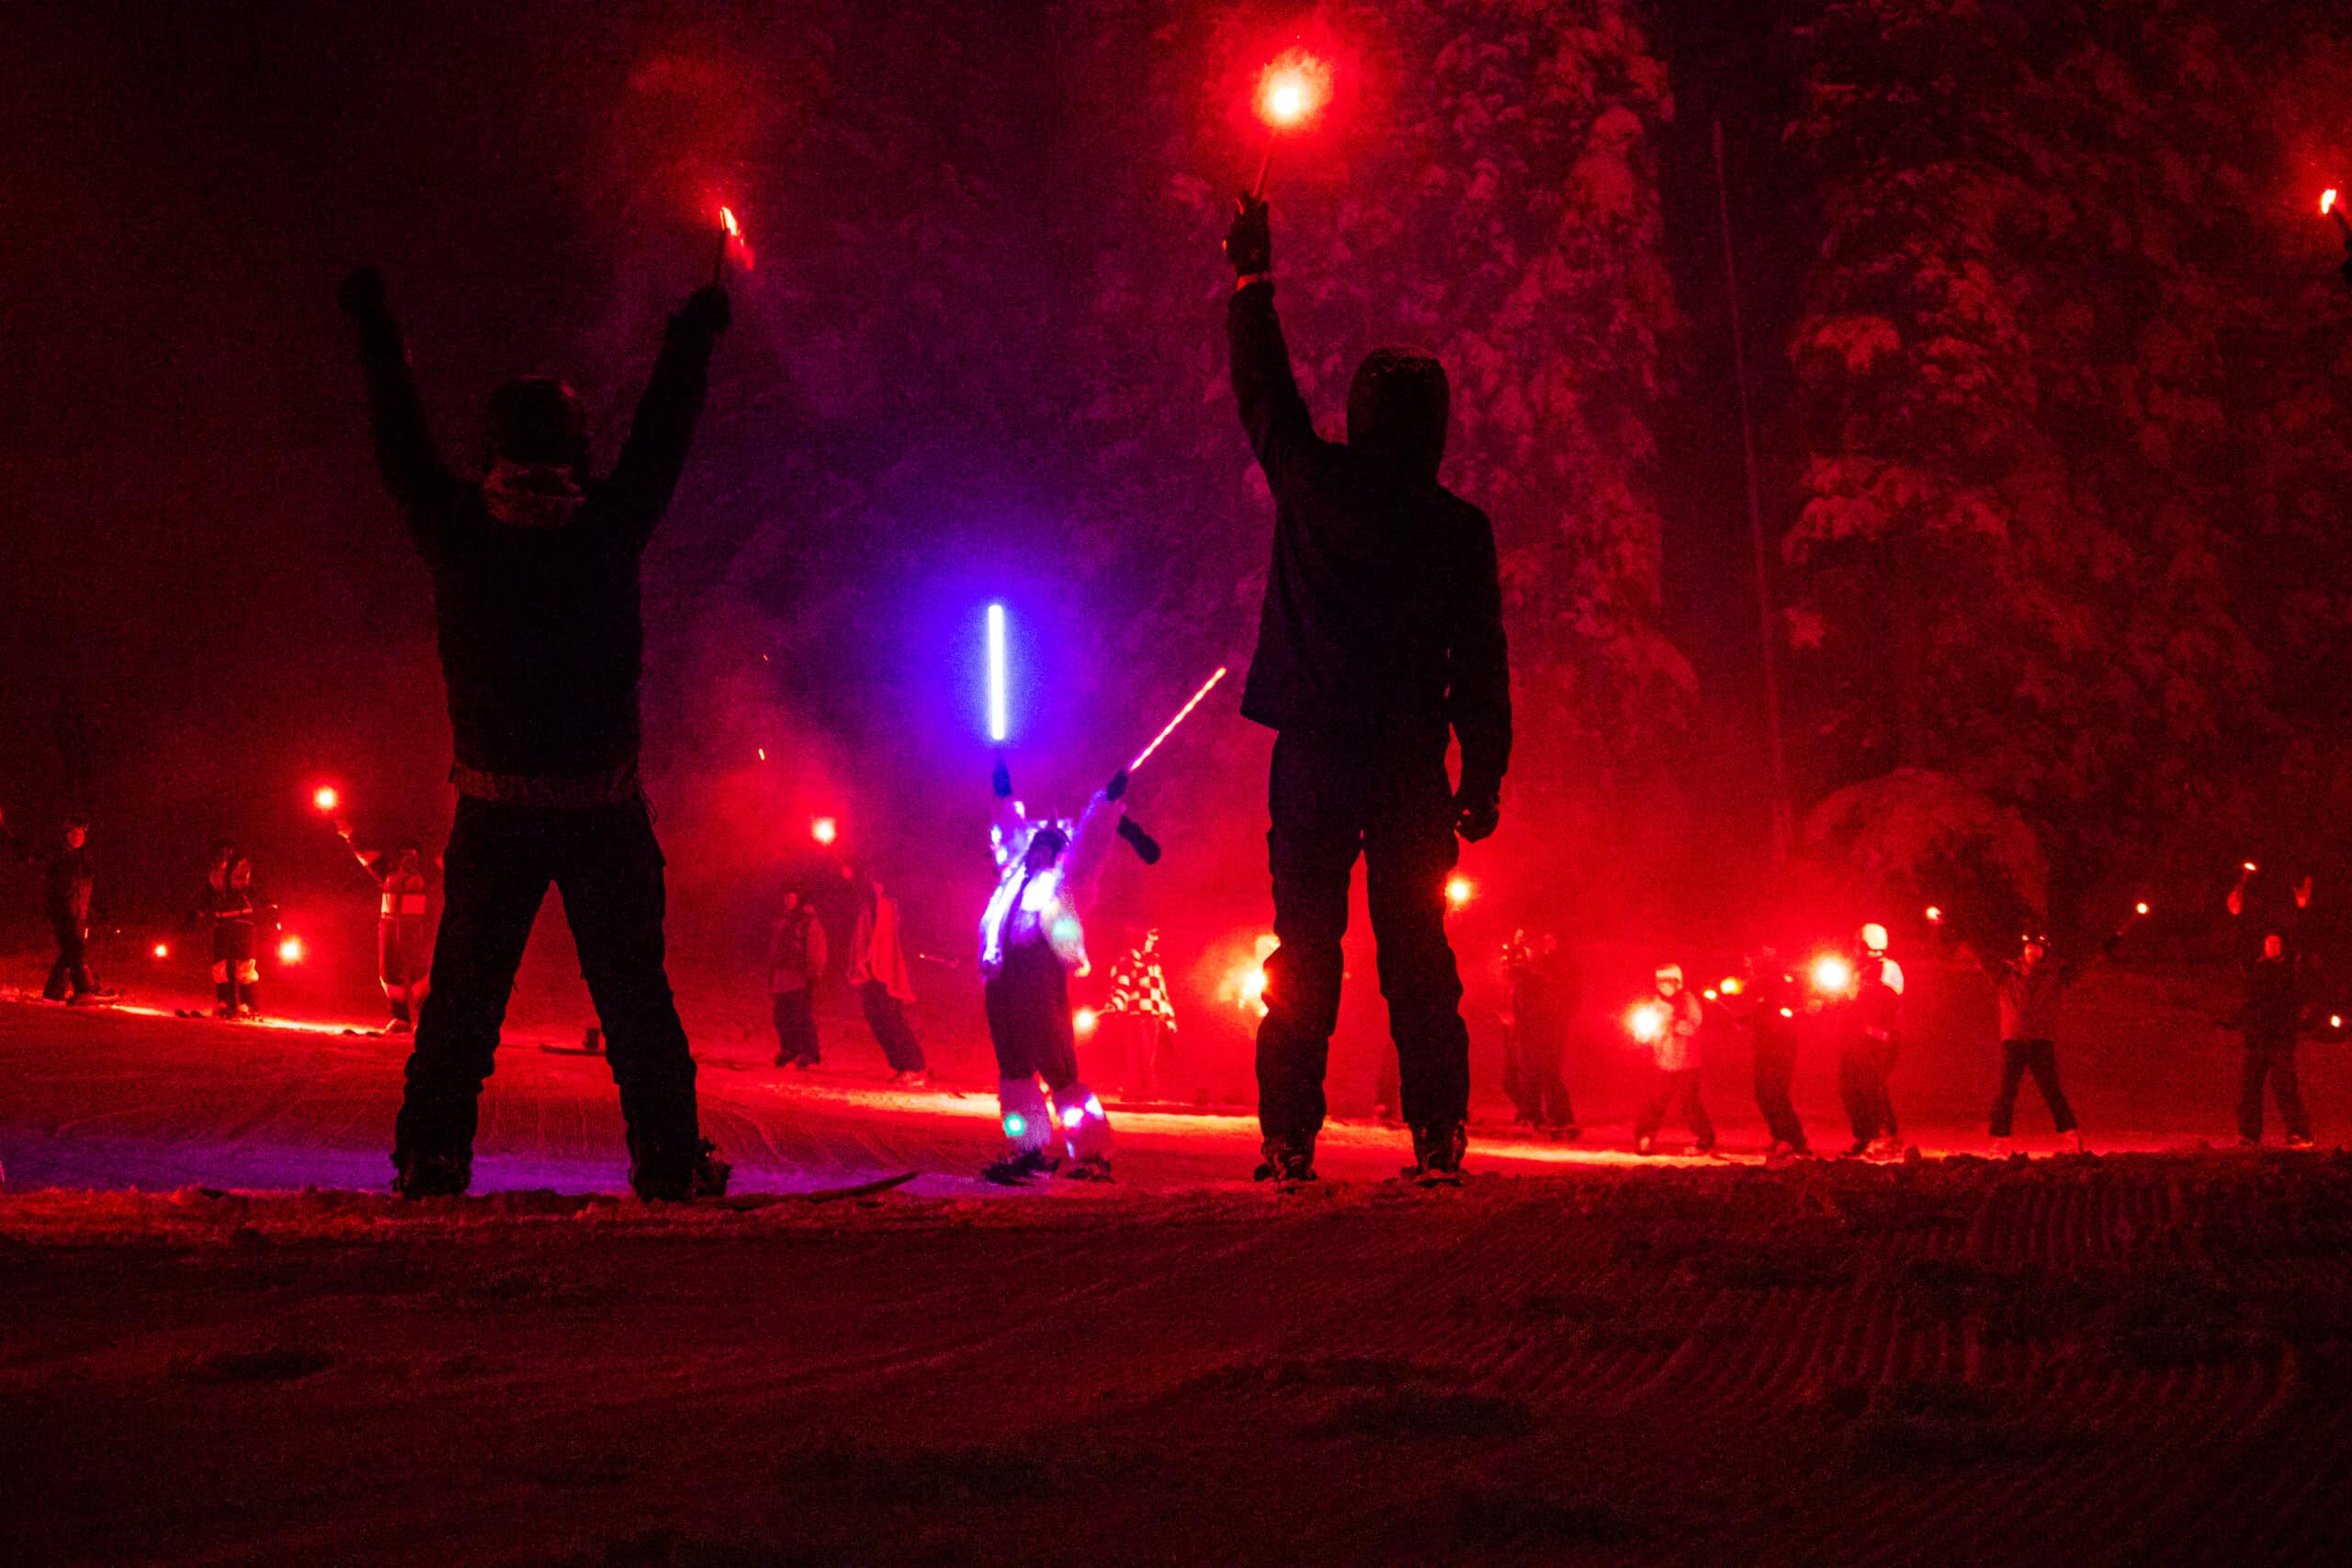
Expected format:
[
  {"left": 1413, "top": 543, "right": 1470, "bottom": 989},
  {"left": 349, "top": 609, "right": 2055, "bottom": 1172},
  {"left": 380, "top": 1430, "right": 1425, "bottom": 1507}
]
[
  {"left": 1223, "top": 194, "right": 1510, "bottom": 1188},
  {"left": 339, "top": 263, "right": 730, "bottom": 1201}
]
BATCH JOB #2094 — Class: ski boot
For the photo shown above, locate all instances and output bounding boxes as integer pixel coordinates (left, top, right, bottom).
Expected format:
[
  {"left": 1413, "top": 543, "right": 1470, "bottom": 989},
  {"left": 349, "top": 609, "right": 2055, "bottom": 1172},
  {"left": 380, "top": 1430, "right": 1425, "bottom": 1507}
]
[
  {"left": 982, "top": 1148, "right": 1058, "bottom": 1185},
  {"left": 628, "top": 1136, "right": 731, "bottom": 1201},
  {"left": 392, "top": 1149, "right": 472, "bottom": 1200},
  {"left": 1403, "top": 1121, "right": 1467, "bottom": 1186},
  {"left": 1254, "top": 1134, "right": 1317, "bottom": 1190}
]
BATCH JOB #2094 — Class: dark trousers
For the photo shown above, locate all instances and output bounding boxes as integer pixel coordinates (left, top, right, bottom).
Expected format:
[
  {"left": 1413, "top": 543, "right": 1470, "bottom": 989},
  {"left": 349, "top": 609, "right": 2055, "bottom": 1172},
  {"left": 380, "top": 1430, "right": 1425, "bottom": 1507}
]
[
  {"left": 983, "top": 939, "right": 1079, "bottom": 1090},
  {"left": 857, "top": 980, "right": 927, "bottom": 1072},
  {"left": 1111, "top": 1013, "right": 1166, "bottom": 1099},
  {"left": 396, "top": 795, "right": 699, "bottom": 1165},
  {"left": 1989, "top": 1037, "right": 2076, "bottom": 1137},
  {"left": 44, "top": 916, "right": 95, "bottom": 999},
  {"left": 1503, "top": 1023, "right": 1574, "bottom": 1126},
  {"left": 1255, "top": 731, "right": 1470, "bottom": 1142},
  {"left": 2238, "top": 1037, "right": 2312, "bottom": 1142},
  {"left": 1752, "top": 1027, "right": 1806, "bottom": 1150},
  {"left": 1634, "top": 1066, "right": 1713, "bottom": 1148},
  {"left": 772, "top": 987, "right": 818, "bottom": 1064},
  {"left": 1839, "top": 1032, "right": 1899, "bottom": 1144}
]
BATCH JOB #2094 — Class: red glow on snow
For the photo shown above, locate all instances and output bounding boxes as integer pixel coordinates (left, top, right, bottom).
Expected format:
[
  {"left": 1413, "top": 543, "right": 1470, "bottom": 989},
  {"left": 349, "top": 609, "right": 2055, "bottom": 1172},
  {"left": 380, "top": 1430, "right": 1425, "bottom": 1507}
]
[
  {"left": 277, "top": 936, "right": 305, "bottom": 964},
  {"left": 1255, "top": 50, "right": 1331, "bottom": 129},
  {"left": 312, "top": 785, "right": 339, "bottom": 813},
  {"left": 810, "top": 817, "right": 839, "bottom": 846}
]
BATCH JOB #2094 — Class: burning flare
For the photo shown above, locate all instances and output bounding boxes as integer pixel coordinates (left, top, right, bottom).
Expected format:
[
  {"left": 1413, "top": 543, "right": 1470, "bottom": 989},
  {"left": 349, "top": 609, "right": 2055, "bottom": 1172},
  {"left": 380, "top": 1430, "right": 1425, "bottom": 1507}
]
[
  {"left": 1444, "top": 875, "right": 1475, "bottom": 908},
  {"left": 810, "top": 817, "right": 839, "bottom": 846},
  {"left": 1256, "top": 50, "right": 1332, "bottom": 129},
  {"left": 1627, "top": 1000, "right": 1668, "bottom": 1044},
  {"left": 277, "top": 936, "right": 306, "bottom": 964},
  {"left": 312, "top": 786, "right": 339, "bottom": 813},
  {"left": 1810, "top": 954, "right": 1855, "bottom": 997}
]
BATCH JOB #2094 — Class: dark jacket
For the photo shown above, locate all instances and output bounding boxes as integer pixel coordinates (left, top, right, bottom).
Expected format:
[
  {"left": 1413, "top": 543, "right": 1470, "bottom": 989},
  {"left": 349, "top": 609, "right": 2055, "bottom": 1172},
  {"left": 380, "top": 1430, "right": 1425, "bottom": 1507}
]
[
  {"left": 43, "top": 845, "right": 95, "bottom": 925},
  {"left": 350, "top": 298, "right": 722, "bottom": 785},
  {"left": 1986, "top": 937, "right": 2111, "bottom": 1042},
  {"left": 2244, "top": 954, "right": 2301, "bottom": 1042},
  {"left": 1227, "top": 282, "right": 1510, "bottom": 799}
]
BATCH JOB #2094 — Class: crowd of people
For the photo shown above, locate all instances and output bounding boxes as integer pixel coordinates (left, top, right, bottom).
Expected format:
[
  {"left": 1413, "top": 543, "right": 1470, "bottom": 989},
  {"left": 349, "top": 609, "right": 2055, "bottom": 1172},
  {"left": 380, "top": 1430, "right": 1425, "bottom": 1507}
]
[{"left": 6, "top": 192, "right": 2346, "bottom": 1201}]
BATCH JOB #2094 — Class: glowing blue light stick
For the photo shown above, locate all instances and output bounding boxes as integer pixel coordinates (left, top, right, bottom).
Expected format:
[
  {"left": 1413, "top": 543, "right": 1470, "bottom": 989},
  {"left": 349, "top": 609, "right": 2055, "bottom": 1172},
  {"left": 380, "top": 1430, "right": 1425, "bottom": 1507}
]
[{"left": 987, "top": 604, "right": 1008, "bottom": 743}]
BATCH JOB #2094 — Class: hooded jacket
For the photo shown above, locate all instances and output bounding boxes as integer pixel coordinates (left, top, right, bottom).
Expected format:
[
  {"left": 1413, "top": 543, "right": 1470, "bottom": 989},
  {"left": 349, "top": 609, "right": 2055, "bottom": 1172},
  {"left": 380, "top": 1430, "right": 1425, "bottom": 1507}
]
[
  {"left": 350, "top": 292, "right": 723, "bottom": 794},
  {"left": 1227, "top": 281, "right": 1510, "bottom": 800},
  {"left": 978, "top": 786, "right": 1120, "bottom": 981}
]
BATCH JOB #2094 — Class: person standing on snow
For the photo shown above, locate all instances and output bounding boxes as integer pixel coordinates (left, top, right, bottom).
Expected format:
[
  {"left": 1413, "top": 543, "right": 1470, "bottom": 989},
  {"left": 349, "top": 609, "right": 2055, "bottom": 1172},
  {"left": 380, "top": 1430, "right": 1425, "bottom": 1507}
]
[
  {"left": 1834, "top": 924, "right": 1906, "bottom": 1159},
  {"left": 339, "top": 261, "right": 731, "bottom": 1202},
  {"left": 767, "top": 886, "right": 828, "bottom": 1069},
  {"left": 3, "top": 808, "right": 113, "bottom": 1004},
  {"left": 1223, "top": 192, "right": 1510, "bottom": 1190},
  {"left": 1633, "top": 964, "right": 1713, "bottom": 1156},
  {"left": 978, "top": 759, "right": 1158, "bottom": 1185},
  {"left": 843, "top": 866, "right": 928, "bottom": 1084},
  {"left": 1974, "top": 924, "right": 2129, "bottom": 1156},
  {"left": 2238, "top": 931, "right": 2315, "bottom": 1148},
  {"left": 1102, "top": 928, "right": 1177, "bottom": 1100},
  {"left": 192, "top": 844, "right": 263, "bottom": 1019},
  {"left": 1500, "top": 930, "right": 1578, "bottom": 1136},
  {"left": 335, "top": 815, "right": 433, "bottom": 1033},
  {"left": 1717, "top": 950, "right": 1808, "bottom": 1165}
]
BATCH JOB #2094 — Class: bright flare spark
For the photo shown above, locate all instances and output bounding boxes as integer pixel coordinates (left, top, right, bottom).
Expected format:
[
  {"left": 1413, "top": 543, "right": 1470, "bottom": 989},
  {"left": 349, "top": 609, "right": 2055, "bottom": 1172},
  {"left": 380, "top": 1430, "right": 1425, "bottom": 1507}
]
[
  {"left": 1255, "top": 50, "right": 1332, "bottom": 130},
  {"left": 2326, "top": 190, "right": 2340, "bottom": 217},
  {"left": 1924, "top": 905, "right": 1942, "bottom": 923},
  {"left": 1720, "top": 976, "right": 1744, "bottom": 997},
  {"left": 1127, "top": 666, "right": 1228, "bottom": 773},
  {"left": 277, "top": 936, "right": 305, "bottom": 964},
  {"left": 1628, "top": 1001, "right": 1668, "bottom": 1043},
  {"left": 1811, "top": 954, "right": 1855, "bottom": 996},
  {"left": 1074, "top": 1007, "right": 1099, "bottom": 1037},
  {"left": 2135, "top": 901, "right": 2150, "bottom": 916},
  {"left": 986, "top": 604, "right": 1008, "bottom": 743},
  {"left": 152, "top": 942, "right": 169, "bottom": 960},
  {"left": 312, "top": 786, "right": 339, "bottom": 813},
  {"left": 1445, "top": 875, "right": 1475, "bottom": 908},
  {"left": 720, "top": 205, "right": 741, "bottom": 237},
  {"left": 810, "top": 817, "right": 839, "bottom": 846}
]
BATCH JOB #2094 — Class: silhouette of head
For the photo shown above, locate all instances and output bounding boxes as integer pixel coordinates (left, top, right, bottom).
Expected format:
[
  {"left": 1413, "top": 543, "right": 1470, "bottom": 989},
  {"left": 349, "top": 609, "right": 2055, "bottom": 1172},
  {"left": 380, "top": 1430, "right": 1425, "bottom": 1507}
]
[
  {"left": 1347, "top": 348, "right": 1450, "bottom": 483},
  {"left": 1025, "top": 825, "right": 1069, "bottom": 873},
  {"left": 486, "top": 377, "right": 588, "bottom": 471}
]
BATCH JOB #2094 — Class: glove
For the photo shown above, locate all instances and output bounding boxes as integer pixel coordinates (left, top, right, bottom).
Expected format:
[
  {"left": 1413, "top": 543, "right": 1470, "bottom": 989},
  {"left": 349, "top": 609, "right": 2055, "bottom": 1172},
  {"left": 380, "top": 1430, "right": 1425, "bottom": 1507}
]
[
  {"left": 1105, "top": 769, "right": 1130, "bottom": 803},
  {"left": 336, "top": 265, "right": 388, "bottom": 321},
  {"left": 1117, "top": 817, "right": 1162, "bottom": 865},
  {"left": 673, "top": 284, "right": 732, "bottom": 339},
  {"left": 1453, "top": 788, "right": 1500, "bottom": 844},
  {"left": 1225, "top": 193, "right": 1271, "bottom": 277},
  {"left": 990, "top": 759, "right": 1013, "bottom": 800}
]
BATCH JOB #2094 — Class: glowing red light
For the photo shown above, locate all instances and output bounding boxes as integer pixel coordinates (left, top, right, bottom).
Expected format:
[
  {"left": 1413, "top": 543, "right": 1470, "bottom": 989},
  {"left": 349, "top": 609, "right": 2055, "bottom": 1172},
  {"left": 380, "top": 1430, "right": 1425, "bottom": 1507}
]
[
  {"left": 1924, "top": 905, "right": 1943, "bottom": 923},
  {"left": 1720, "top": 976, "right": 1744, "bottom": 997},
  {"left": 152, "top": 942, "right": 170, "bottom": 960},
  {"left": 810, "top": 816, "right": 839, "bottom": 846},
  {"left": 1060, "top": 1105, "right": 1086, "bottom": 1132},
  {"left": 2325, "top": 189, "right": 2339, "bottom": 218},
  {"left": 312, "top": 786, "right": 339, "bottom": 813},
  {"left": 2135, "top": 901, "right": 2150, "bottom": 916},
  {"left": 1444, "top": 875, "right": 1475, "bottom": 908},
  {"left": 720, "top": 205, "right": 741, "bottom": 238},
  {"left": 277, "top": 936, "right": 305, "bottom": 964},
  {"left": 1256, "top": 51, "right": 1332, "bottom": 129},
  {"left": 1811, "top": 955, "right": 1855, "bottom": 996},
  {"left": 1627, "top": 1001, "right": 1668, "bottom": 1043},
  {"left": 1073, "top": 1007, "right": 1099, "bottom": 1038}
]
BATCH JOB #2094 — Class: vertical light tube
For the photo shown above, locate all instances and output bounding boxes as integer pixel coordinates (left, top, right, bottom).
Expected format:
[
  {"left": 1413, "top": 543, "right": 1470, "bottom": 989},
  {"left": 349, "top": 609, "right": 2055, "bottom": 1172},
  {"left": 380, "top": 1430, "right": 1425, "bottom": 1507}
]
[{"left": 987, "top": 603, "right": 1008, "bottom": 743}]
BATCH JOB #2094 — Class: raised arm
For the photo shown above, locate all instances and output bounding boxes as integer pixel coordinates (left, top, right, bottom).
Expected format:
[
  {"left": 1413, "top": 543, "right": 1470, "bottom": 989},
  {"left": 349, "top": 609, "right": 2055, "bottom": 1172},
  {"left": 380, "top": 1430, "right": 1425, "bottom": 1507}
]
[
  {"left": 1061, "top": 788, "right": 1124, "bottom": 908},
  {"left": 605, "top": 285, "right": 729, "bottom": 549},
  {"left": 337, "top": 267, "right": 462, "bottom": 547},
  {"left": 1224, "top": 196, "right": 1321, "bottom": 491},
  {"left": 1447, "top": 507, "right": 1511, "bottom": 841}
]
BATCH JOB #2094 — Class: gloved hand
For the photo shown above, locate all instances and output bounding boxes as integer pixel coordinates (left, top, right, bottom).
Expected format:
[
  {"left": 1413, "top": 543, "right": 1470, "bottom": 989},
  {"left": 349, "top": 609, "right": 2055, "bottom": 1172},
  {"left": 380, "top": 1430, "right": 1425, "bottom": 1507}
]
[
  {"left": 1225, "top": 193, "right": 1271, "bottom": 277},
  {"left": 1105, "top": 769, "right": 1130, "bottom": 803},
  {"left": 1117, "top": 816, "right": 1162, "bottom": 865},
  {"left": 991, "top": 759, "right": 1013, "bottom": 800},
  {"left": 336, "top": 265, "right": 388, "bottom": 321},
  {"left": 673, "top": 284, "right": 731, "bottom": 338},
  {"left": 1453, "top": 788, "right": 1500, "bottom": 844}
]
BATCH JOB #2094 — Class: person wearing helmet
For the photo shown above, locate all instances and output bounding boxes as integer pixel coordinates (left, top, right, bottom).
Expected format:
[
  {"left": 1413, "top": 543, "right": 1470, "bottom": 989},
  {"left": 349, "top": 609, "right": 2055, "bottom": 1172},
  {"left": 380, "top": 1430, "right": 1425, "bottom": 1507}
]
[
  {"left": 338, "top": 261, "right": 732, "bottom": 1202},
  {"left": 977, "top": 760, "right": 1158, "bottom": 1184},
  {"left": 1718, "top": 948, "right": 1809, "bottom": 1166},
  {"left": 1633, "top": 964, "right": 1713, "bottom": 1156},
  {"left": 1835, "top": 924, "right": 1906, "bottom": 1159},
  {"left": 1223, "top": 193, "right": 1510, "bottom": 1190}
]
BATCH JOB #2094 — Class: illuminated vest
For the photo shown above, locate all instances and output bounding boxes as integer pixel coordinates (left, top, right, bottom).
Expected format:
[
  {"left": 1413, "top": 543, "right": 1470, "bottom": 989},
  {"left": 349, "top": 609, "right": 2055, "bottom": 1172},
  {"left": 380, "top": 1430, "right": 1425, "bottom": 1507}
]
[{"left": 380, "top": 869, "right": 428, "bottom": 921}]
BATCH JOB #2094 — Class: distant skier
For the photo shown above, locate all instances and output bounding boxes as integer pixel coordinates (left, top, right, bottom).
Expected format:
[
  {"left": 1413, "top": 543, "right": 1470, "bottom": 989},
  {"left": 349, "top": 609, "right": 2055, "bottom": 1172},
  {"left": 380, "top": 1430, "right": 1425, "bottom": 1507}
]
[
  {"left": 843, "top": 866, "right": 928, "bottom": 1084},
  {"left": 1224, "top": 192, "right": 1510, "bottom": 1189},
  {"left": 2238, "top": 931, "right": 2315, "bottom": 1148},
  {"left": 1101, "top": 928, "right": 1177, "bottom": 1100},
  {"left": 767, "top": 886, "right": 828, "bottom": 1069},
  {"left": 335, "top": 815, "right": 433, "bottom": 1032},
  {"left": 193, "top": 844, "right": 262, "bottom": 1019},
  {"left": 1632, "top": 964, "right": 1713, "bottom": 1156},
  {"left": 339, "top": 260, "right": 731, "bottom": 1201},
  {"left": 1500, "top": 930, "right": 1577, "bottom": 1135},
  {"left": 3, "top": 807, "right": 113, "bottom": 1004},
  {"left": 1835, "top": 924, "right": 1905, "bottom": 1159},
  {"left": 978, "top": 759, "right": 1155, "bottom": 1184}
]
